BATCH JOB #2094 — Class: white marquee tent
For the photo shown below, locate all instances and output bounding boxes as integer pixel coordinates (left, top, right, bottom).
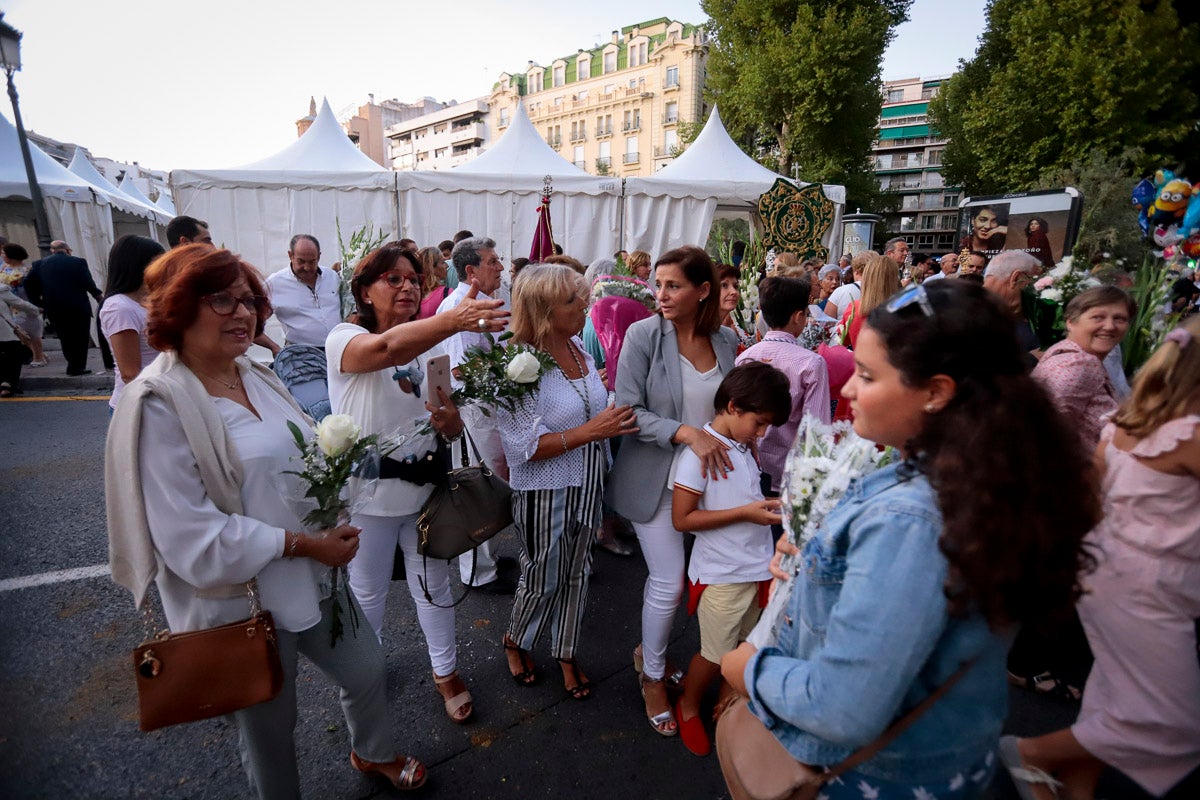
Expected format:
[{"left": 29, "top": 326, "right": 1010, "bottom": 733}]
[
  {"left": 396, "top": 103, "right": 622, "bottom": 264},
  {"left": 67, "top": 151, "right": 168, "bottom": 247},
  {"left": 0, "top": 112, "right": 113, "bottom": 284},
  {"left": 623, "top": 107, "right": 845, "bottom": 259},
  {"left": 171, "top": 98, "right": 396, "bottom": 272}
]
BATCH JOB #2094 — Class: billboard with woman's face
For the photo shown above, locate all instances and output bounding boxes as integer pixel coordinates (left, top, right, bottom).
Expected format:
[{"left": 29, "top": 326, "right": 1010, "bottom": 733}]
[{"left": 958, "top": 188, "right": 1083, "bottom": 267}]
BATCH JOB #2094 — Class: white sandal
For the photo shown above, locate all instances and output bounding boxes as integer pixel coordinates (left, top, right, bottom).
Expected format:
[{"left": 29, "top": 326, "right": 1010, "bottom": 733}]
[{"left": 998, "top": 735, "right": 1062, "bottom": 800}]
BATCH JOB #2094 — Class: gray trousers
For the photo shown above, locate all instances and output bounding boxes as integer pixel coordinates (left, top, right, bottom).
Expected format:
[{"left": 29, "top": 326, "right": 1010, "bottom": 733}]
[{"left": 230, "top": 593, "right": 395, "bottom": 800}]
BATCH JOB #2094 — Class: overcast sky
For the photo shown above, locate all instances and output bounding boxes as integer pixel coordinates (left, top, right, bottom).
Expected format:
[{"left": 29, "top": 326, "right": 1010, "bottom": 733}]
[{"left": 2, "top": 0, "right": 987, "bottom": 171}]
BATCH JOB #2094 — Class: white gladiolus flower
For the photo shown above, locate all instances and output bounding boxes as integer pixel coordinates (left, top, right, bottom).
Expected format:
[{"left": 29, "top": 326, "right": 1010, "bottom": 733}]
[
  {"left": 1040, "top": 288, "right": 1063, "bottom": 303},
  {"left": 316, "top": 414, "right": 361, "bottom": 458},
  {"left": 505, "top": 351, "right": 542, "bottom": 383}
]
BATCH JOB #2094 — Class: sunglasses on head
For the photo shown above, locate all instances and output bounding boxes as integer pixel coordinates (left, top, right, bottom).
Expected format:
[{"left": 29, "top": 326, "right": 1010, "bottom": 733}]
[{"left": 884, "top": 283, "right": 936, "bottom": 317}]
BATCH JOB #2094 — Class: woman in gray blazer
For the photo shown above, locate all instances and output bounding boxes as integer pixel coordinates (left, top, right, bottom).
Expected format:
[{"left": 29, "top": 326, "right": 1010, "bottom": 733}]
[{"left": 606, "top": 245, "right": 739, "bottom": 737}]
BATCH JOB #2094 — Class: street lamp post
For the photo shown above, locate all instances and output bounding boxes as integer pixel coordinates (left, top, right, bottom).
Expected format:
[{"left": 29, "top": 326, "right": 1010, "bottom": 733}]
[{"left": 0, "top": 14, "right": 52, "bottom": 256}]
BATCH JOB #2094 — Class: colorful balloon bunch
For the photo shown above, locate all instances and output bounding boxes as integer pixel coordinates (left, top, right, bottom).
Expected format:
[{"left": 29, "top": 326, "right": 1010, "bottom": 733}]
[{"left": 1132, "top": 169, "right": 1200, "bottom": 260}]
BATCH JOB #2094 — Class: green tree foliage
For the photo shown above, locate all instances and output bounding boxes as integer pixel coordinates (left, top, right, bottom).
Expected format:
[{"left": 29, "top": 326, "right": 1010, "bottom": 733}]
[
  {"left": 929, "top": 0, "right": 1200, "bottom": 195},
  {"left": 702, "top": 0, "right": 912, "bottom": 209}
]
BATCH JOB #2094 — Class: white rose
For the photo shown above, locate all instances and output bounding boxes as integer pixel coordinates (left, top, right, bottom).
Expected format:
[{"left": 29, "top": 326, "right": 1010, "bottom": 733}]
[
  {"left": 505, "top": 351, "right": 542, "bottom": 384},
  {"left": 316, "top": 414, "right": 361, "bottom": 458},
  {"left": 1040, "top": 288, "right": 1063, "bottom": 303}
]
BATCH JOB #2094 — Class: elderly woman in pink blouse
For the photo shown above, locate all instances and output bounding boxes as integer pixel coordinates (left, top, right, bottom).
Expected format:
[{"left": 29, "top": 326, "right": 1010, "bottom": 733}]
[{"left": 1033, "top": 286, "right": 1133, "bottom": 450}]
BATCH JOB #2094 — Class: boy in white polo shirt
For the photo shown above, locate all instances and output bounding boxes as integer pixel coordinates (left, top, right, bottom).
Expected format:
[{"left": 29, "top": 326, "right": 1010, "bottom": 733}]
[{"left": 670, "top": 361, "right": 791, "bottom": 757}]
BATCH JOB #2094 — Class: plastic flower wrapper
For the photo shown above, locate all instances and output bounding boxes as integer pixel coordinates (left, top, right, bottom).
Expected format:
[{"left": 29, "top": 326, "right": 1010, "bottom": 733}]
[
  {"left": 591, "top": 275, "right": 657, "bottom": 313},
  {"left": 732, "top": 266, "right": 760, "bottom": 333},
  {"left": 746, "top": 417, "right": 896, "bottom": 649},
  {"left": 278, "top": 414, "right": 404, "bottom": 646}
]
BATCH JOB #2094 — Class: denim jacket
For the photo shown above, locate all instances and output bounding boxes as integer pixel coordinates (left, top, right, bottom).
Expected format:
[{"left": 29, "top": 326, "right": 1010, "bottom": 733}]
[{"left": 743, "top": 461, "right": 1010, "bottom": 785}]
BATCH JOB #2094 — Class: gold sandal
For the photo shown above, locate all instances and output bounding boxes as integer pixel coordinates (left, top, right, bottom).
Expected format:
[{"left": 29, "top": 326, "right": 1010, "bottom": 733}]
[{"left": 350, "top": 751, "right": 427, "bottom": 791}]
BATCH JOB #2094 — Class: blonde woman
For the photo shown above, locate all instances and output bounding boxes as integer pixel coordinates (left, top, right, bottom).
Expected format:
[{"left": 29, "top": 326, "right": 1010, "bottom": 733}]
[
  {"left": 493, "top": 264, "right": 638, "bottom": 699},
  {"left": 838, "top": 253, "right": 903, "bottom": 350}
]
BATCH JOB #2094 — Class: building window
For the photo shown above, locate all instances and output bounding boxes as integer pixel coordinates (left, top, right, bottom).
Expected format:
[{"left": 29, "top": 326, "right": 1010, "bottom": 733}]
[
  {"left": 553, "top": 96, "right": 563, "bottom": 107},
  {"left": 920, "top": 215, "right": 937, "bottom": 230},
  {"left": 576, "top": 89, "right": 588, "bottom": 101},
  {"left": 942, "top": 193, "right": 960, "bottom": 208},
  {"left": 623, "top": 110, "right": 640, "bottom": 131},
  {"left": 940, "top": 214, "right": 958, "bottom": 229},
  {"left": 603, "top": 83, "right": 616, "bottom": 97},
  {"left": 573, "top": 145, "right": 585, "bottom": 169},
  {"left": 603, "top": 49, "right": 617, "bottom": 73},
  {"left": 529, "top": 71, "right": 543, "bottom": 93},
  {"left": 927, "top": 149, "right": 943, "bottom": 165},
  {"left": 664, "top": 128, "right": 678, "bottom": 154},
  {"left": 876, "top": 154, "right": 892, "bottom": 169},
  {"left": 553, "top": 64, "right": 565, "bottom": 87},
  {"left": 917, "top": 234, "right": 935, "bottom": 247},
  {"left": 886, "top": 88, "right": 904, "bottom": 103},
  {"left": 598, "top": 140, "right": 612, "bottom": 169},
  {"left": 625, "top": 135, "right": 639, "bottom": 163},
  {"left": 629, "top": 41, "right": 648, "bottom": 67},
  {"left": 596, "top": 114, "right": 612, "bottom": 136},
  {"left": 577, "top": 58, "right": 589, "bottom": 82},
  {"left": 665, "top": 101, "right": 678, "bottom": 124},
  {"left": 921, "top": 86, "right": 939, "bottom": 100},
  {"left": 900, "top": 215, "right": 916, "bottom": 232},
  {"left": 665, "top": 66, "right": 679, "bottom": 88}
]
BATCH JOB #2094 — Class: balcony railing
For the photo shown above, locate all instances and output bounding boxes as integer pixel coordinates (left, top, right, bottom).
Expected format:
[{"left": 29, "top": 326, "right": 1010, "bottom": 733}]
[
  {"left": 623, "top": 152, "right": 640, "bottom": 164},
  {"left": 596, "top": 126, "right": 614, "bottom": 138},
  {"left": 596, "top": 156, "right": 612, "bottom": 168},
  {"left": 623, "top": 121, "right": 641, "bottom": 132},
  {"left": 569, "top": 132, "right": 587, "bottom": 143},
  {"left": 664, "top": 115, "right": 678, "bottom": 124},
  {"left": 546, "top": 137, "right": 562, "bottom": 149},
  {"left": 573, "top": 160, "right": 586, "bottom": 169}
]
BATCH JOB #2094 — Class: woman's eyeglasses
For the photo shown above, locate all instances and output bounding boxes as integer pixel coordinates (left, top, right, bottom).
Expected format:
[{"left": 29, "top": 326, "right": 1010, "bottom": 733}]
[
  {"left": 884, "top": 283, "right": 935, "bottom": 317},
  {"left": 203, "top": 293, "right": 270, "bottom": 316},
  {"left": 380, "top": 272, "right": 420, "bottom": 289}
]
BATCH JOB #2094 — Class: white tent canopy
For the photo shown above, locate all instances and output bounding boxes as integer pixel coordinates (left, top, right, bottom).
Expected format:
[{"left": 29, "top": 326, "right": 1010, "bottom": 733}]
[
  {"left": 68, "top": 150, "right": 168, "bottom": 226},
  {"left": 154, "top": 192, "right": 176, "bottom": 216},
  {"left": 624, "top": 106, "right": 845, "bottom": 259},
  {"left": 0, "top": 112, "right": 112, "bottom": 283},
  {"left": 397, "top": 103, "right": 622, "bottom": 265},
  {"left": 171, "top": 98, "right": 397, "bottom": 272}
]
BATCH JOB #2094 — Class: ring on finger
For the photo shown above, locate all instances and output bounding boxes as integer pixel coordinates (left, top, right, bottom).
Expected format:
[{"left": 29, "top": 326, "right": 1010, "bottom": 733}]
[{"left": 477, "top": 317, "right": 487, "bottom": 330}]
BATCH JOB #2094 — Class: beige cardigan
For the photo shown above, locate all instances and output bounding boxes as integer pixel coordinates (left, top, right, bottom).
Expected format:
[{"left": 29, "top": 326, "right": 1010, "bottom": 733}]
[{"left": 105, "top": 350, "right": 309, "bottom": 609}]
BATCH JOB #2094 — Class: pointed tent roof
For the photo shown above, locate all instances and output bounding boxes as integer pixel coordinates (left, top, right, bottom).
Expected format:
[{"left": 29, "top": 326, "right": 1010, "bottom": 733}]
[
  {"left": 154, "top": 192, "right": 176, "bottom": 216},
  {"left": 68, "top": 150, "right": 166, "bottom": 223},
  {"left": 0, "top": 112, "right": 98, "bottom": 202},
  {"left": 119, "top": 174, "right": 160, "bottom": 208},
  {"left": 238, "top": 98, "right": 386, "bottom": 172},
  {"left": 455, "top": 102, "right": 586, "bottom": 177},
  {"left": 171, "top": 97, "right": 393, "bottom": 190},
  {"left": 398, "top": 102, "right": 613, "bottom": 196},
  {"left": 630, "top": 106, "right": 804, "bottom": 201}
]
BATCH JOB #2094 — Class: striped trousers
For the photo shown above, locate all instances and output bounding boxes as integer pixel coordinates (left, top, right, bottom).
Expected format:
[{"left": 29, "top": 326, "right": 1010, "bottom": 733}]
[{"left": 506, "top": 442, "right": 604, "bottom": 659}]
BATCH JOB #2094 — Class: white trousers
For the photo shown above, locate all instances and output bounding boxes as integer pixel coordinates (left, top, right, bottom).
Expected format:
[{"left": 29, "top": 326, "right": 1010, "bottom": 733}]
[
  {"left": 632, "top": 492, "right": 685, "bottom": 680},
  {"left": 349, "top": 512, "right": 457, "bottom": 676}
]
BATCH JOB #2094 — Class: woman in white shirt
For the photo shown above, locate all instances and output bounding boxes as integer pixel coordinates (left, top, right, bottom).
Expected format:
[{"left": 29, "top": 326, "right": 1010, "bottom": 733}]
[
  {"left": 493, "top": 264, "right": 638, "bottom": 699},
  {"left": 99, "top": 235, "right": 165, "bottom": 410},
  {"left": 328, "top": 243, "right": 508, "bottom": 725},
  {"left": 105, "top": 244, "right": 431, "bottom": 795}
]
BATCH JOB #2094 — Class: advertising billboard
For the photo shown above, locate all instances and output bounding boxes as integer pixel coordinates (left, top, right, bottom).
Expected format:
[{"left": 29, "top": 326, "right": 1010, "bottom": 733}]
[{"left": 957, "top": 188, "right": 1083, "bottom": 267}]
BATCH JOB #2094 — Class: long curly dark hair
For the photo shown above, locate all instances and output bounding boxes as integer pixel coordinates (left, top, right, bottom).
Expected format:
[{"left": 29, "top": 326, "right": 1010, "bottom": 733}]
[{"left": 867, "top": 281, "right": 1099, "bottom": 630}]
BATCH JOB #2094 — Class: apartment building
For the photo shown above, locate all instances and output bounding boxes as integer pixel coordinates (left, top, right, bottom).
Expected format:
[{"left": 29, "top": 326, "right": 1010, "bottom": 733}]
[
  {"left": 385, "top": 98, "right": 490, "bottom": 171},
  {"left": 295, "top": 95, "right": 457, "bottom": 167},
  {"left": 874, "top": 76, "right": 962, "bottom": 254},
  {"left": 487, "top": 17, "right": 707, "bottom": 177}
]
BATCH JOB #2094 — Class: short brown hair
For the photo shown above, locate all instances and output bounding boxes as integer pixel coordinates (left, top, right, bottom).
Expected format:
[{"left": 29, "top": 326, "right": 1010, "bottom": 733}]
[
  {"left": 145, "top": 245, "right": 269, "bottom": 352},
  {"left": 350, "top": 243, "right": 423, "bottom": 333},
  {"left": 655, "top": 245, "right": 720, "bottom": 335},
  {"left": 1064, "top": 285, "right": 1135, "bottom": 323},
  {"left": 713, "top": 361, "right": 791, "bottom": 426}
]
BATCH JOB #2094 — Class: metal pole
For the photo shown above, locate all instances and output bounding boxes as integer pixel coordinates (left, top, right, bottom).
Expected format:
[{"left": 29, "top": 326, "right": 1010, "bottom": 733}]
[{"left": 6, "top": 67, "right": 51, "bottom": 256}]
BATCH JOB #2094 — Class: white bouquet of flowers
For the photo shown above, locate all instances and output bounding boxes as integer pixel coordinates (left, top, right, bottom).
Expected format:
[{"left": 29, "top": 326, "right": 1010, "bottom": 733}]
[
  {"left": 746, "top": 416, "right": 897, "bottom": 648},
  {"left": 590, "top": 275, "right": 657, "bottom": 312}
]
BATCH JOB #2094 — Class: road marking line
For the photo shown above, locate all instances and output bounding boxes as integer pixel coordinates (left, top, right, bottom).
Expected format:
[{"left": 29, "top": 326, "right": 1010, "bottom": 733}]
[
  {"left": 0, "top": 564, "right": 110, "bottom": 592},
  {"left": 0, "top": 395, "right": 112, "bottom": 402}
]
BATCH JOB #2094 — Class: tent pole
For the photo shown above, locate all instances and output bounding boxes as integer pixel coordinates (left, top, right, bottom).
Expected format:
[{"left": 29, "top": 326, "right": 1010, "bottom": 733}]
[{"left": 618, "top": 178, "right": 626, "bottom": 252}]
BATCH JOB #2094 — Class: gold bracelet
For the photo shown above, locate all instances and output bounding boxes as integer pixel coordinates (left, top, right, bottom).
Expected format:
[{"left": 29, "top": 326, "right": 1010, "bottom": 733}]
[{"left": 559, "top": 432, "right": 569, "bottom": 455}]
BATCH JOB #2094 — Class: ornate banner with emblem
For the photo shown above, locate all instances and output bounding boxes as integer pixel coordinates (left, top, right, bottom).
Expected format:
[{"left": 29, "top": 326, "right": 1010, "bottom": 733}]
[{"left": 756, "top": 179, "right": 836, "bottom": 262}]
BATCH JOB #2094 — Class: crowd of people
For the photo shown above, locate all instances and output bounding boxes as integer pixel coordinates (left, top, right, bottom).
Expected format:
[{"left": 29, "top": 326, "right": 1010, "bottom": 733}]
[{"left": 81, "top": 215, "right": 1200, "bottom": 799}]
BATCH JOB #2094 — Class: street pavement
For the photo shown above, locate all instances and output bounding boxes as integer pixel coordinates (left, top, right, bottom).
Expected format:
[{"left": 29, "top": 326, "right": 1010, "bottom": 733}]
[{"left": 0, "top": 360, "right": 1189, "bottom": 799}]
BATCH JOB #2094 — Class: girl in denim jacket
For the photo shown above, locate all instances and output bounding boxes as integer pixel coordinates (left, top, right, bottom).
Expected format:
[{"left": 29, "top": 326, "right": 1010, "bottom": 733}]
[{"left": 721, "top": 280, "right": 1099, "bottom": 798}]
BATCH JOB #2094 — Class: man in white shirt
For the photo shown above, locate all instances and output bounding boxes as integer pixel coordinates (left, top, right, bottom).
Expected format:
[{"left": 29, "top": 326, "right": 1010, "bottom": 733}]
[
  {"left": 925, "top": 252, "right": 958, "bottom": 281},
  {"left": 437, "top": 236, "right": 515, "bottom": 593},
  {"left": 257, "top": 234, "right": 342, "bottom": 356}
]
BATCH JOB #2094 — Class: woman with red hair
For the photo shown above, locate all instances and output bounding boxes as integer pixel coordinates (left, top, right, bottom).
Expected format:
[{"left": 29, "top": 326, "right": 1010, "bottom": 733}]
[{"left": 106, "top": 245, "right": 430, "bottom": 795}]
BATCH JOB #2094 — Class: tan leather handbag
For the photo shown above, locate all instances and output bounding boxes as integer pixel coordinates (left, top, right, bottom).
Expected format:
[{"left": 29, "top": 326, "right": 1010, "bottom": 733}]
[{"left": 133, "top": 580, "right": 283, "bottom": 731}]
